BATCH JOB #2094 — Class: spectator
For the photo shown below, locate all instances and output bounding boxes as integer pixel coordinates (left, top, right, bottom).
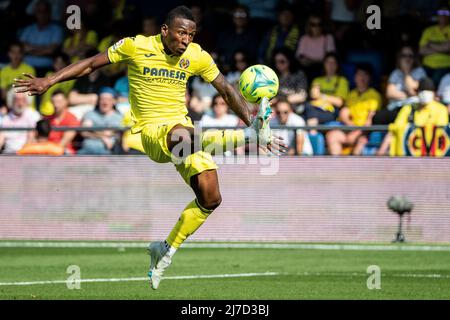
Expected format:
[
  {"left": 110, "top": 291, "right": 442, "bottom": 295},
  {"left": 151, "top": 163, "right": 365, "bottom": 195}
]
[
  {"left": 17, "top": 119, "right": 64, "bottom": 156},
  {"left": 270, "top": 97, "right": 313, "bottom": 156},
  {"left": 46, "top": 90, "right": 80, "bottom": 155},
  {"left": 437, "top": 72, "right": 450, "bottom": 115},
  {"left": 272, "top": 48, "right": 308, "bottom": 109},
  {"left": 225, "top": 50, "right": 250, "bottom": 89},
  {"left": 216, "top": 4, "right": 260, "bottom": 71},
  {"left": 68, "top": 49, "right": 111, "bottom": 120},
  {"left": 62, "top": 20, "right": 98, "bottom": 63},
  {"left": 190, "top": 3, "right": 216, "bottom": 53},
  {"left": 258, "top": 5, "right": 300, "bottom": 64},
  {"left": 19, "top": 0, "right": 63, "bottom": 76},
  {"left": 304, "top": 52, "right": 349, "bottom": 131},
  {"left": 0, "top": 42, "right": 36, "bottom": 103},
  {"left": 186, "top": 90, "right": 205, "bottom": 123},
  {"left": 200, "top": 94, "right": 239, "bottom": 127},
  {"left": 379, "top": 77, "right": 449, "bottom": 156},
  {"left": 374, "top": 45, "right": 428, "bottom": 127},
  {"left": 387, "top": 45, "right": 427, "bottom": 102},
  {"left": 77, "top": 87, "right": 123, "bottom": 155},
  {"left": 296, "top": 14, "right": 336, "bottom": 81},
  {"left": 419, "top": 6, "right": 450, "bottom": 86},
  {"left": 39, "top": 52, "right": 76, "bottom": 116},
  {"left": 141, "top": 16, "right": 160, "bottom": 37},
  {"left": 325, "top": 0, "right": 361, "bottom": 55},
  {"left": 0, "top": 89, "right": 41, "bottom": 154},
  {"left": 326, "top": 63, "right": 382, "bottom": 155}
]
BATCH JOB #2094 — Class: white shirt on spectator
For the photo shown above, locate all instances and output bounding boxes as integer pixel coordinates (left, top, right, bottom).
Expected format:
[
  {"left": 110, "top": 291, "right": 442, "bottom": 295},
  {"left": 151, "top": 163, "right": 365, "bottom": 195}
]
[
  {"left": 0, "top": 108, "right": 40, "bottom": 153},
  {"left": 438, "top": 73, "right": 450, "bottom": 104},
  {"left": 271, "top": 113, "right": 313, "bottom": 156},
  {"left": 200, "top": 113, "right": 240, "bottom": 127}
]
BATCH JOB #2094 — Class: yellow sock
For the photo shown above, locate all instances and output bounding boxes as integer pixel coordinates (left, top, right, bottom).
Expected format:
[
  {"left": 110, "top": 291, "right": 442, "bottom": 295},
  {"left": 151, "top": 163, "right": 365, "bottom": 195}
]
[
  {"left": 201, "top": 130, "right": 245, "bottom": 155},
  {"left": 166, "top": 199, "right": 213, "bottom": 249}
]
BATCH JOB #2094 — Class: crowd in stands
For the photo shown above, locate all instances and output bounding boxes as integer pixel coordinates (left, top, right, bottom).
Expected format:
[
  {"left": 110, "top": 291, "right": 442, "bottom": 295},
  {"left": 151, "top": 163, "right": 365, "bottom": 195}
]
[{"left": 1, "top": 0, "right": 450, "bottom": 156}]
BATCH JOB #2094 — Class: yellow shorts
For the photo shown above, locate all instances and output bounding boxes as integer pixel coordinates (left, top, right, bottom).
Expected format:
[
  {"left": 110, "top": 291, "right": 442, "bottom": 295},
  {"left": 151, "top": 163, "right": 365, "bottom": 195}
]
[{"left": 140, "top": 117, "right": 218, "bottom": 185}]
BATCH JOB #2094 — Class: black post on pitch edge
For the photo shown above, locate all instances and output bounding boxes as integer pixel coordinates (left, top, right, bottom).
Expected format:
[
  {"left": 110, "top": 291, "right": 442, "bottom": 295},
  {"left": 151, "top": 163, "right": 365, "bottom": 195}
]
[{"left": 387, "top": 196, "right": 414, "bottom": 243}]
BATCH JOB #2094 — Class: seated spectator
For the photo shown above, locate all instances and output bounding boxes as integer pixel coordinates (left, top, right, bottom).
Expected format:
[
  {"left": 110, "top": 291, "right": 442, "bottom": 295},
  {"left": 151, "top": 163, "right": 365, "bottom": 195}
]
[
  {"left": 45, "top": 90, "right": 80, "bottom": 155},
  {"left": 77, "top": 87, "right": 123, "bottom": 155},
  {"left": 19, "top": 0, "right": 63, "bottom": 76},
  {"left": 379, "top": 78, "right": 449, "bottom": 156},
  {"left": 226, "top": 50, "right": 250, "bottom": 89},
  {"left": 0, "top": 42, "right": 36, "bottom": 103},
  {"left": 270, "top": 96, "right": 313, "bottom": 156},
  {"left": 68, "top": 50, "right": 111, "bottom": 120},
  {"left": 141, "top": 16, "right": 160, "bottom": 37},
  {"left": 375, "top": 46, "right": 427, "bottom": 126},
  {"left": 39, "top": 52, "right": 76, "bottom": 116},
  {"left": 387, "top": 46, "right": 427, "bottom": 102},
  {"left": 17, "top": 119, "right": 64, "bottom": 156},
  {"left": 419, "top": 6, "right": 450, "bottom": 86},
  {"left": 258, "top": 5, "right": 300, "bottom": 64},
  {"left": 272, "top": 48, "right": 308, "bottom": 111},
  {"left": 216, "top": 4, "right": 260, "bottom": 71},
  {"left": 296, "top": 14, "right": 336, "bottom": 81},
  {"left": 0, "top": 90, "right": 41, "bottom": 154},
  {"left": 437, "top": 72, "right": 450, "bottom": 115},
  {"left": 326, "top": 64, "right": 382, "bottom": 155},
  {"left": 200, "top": 94, "right": 240, "bottom": 127},
  {"left": 62, "top": 20, "right": 98, "bottom": 63},
  {"left": 303, "top": 52, "right": 349, "bottom": 131},
  {"left": 186, "top": 90, "right": 205, "bottom": 123}
]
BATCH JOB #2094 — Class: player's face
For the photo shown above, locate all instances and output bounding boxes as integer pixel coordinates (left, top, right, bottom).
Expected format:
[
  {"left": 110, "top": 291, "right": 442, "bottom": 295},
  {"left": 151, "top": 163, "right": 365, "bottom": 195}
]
[{"left": 162, "top": 18, "right": 196, "bottom": 56}]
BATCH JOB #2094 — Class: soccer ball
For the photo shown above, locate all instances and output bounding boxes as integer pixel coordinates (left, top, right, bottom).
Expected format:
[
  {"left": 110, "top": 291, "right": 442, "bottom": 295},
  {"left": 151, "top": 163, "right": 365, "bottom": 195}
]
[{"left": 239, "top": 64, "right": 279, "bottom": 103}]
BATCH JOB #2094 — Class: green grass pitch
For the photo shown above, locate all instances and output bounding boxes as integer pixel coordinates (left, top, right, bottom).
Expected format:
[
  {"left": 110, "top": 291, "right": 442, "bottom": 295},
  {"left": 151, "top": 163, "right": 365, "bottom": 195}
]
[{"left": 0, "top": 243, "right": 449, "bottom": 300}]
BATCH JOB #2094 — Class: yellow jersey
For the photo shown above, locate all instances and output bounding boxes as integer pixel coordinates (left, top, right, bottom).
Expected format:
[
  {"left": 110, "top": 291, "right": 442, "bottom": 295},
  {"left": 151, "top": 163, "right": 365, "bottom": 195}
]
[
  {"left": 419, "top": 25, "right": 450, "bottom": 69},
  {"left": 311, "top": 75, "right": 349, "bottom": 100},
  {"left": 346, "top": 88, "right": 382, "bottom": 126},
  {"left": 389, "top": 100, "right": 449, "bottom": 156},
  {"left": 107, "top": 34, "right": 220, "bottom": 133},
  {"left": 0, "top": 62, "right": 35, "bottom": 90}
]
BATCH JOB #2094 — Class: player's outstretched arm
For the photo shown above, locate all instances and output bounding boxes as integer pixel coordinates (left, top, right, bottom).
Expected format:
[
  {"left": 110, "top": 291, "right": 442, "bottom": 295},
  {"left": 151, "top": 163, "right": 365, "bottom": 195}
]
[
  {"left": 211, "top": 73, "right": 252, "bottom": 127},
  {"left": 14, "top": 52, "right": 111, "bottom": 96}
]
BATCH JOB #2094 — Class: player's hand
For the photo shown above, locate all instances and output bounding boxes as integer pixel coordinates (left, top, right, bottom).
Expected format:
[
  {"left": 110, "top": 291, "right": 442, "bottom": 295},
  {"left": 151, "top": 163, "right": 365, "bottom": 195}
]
[{"left": 13, "top": 73, "right": 51, "bottom": 96}]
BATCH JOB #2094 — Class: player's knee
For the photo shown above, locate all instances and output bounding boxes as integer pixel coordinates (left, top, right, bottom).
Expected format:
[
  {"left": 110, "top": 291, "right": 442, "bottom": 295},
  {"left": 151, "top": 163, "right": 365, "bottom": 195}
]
[{"left": 201, "top": 194, "right": 222, "bottom": 211}]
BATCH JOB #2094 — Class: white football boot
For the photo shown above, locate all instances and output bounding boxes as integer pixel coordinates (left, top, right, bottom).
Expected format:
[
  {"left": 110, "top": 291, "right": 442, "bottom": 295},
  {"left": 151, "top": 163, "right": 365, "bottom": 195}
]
[
  {"left": 147, "top": 241, "right": 172, "bottom": 290},
  {"left": 246, "top": 96, "right": 273, "bottom": 147}
]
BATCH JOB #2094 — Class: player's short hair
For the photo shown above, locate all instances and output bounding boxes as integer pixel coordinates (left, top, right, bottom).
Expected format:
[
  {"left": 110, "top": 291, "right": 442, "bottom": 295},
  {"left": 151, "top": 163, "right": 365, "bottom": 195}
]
[
  {"left": 36, "top": 119, "right": 52, "bottom": 138},
  {"left": 165, "top": 6, "right": 195, "bottom": 26}
]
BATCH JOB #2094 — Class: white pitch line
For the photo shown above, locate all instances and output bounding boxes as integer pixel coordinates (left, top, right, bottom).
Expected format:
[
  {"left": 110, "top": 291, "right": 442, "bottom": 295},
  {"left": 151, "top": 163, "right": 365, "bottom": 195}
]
[
  {"left": 1, "top": 241, "right": 450, "bottom": 252},
  {"left": 0, "top": 272, "right": 279, "bottom": 287},
  {"left": 1, "top": 271, "right": 449, "bottom": 287}
]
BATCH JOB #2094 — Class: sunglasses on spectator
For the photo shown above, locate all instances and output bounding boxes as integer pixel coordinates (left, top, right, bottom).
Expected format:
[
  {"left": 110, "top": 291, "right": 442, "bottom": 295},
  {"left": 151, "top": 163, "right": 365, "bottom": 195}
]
[
  {"left": 275, "top": 59, "right": 288, "bottom": 64},
  {"left": 310, "top": 21, "right": 322, "bottom": 27},
  {"left": 276, "top": 110, "right": 290, "bottom": 115},
  {"left": 400, "top": 53, "right": 414, "bottom": 58},
  {"left": 234, "top": 12, "right": 247, "bottom": 18}
]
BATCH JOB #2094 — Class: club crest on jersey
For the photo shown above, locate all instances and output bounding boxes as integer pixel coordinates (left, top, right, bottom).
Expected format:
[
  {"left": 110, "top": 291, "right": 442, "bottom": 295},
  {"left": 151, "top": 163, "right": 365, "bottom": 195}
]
[
  {"left": 179, "top": 58, "right": 190, "bottom": 69},
  {"left": 112, "top": 39, "right": 125, "bottom": 51}
]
